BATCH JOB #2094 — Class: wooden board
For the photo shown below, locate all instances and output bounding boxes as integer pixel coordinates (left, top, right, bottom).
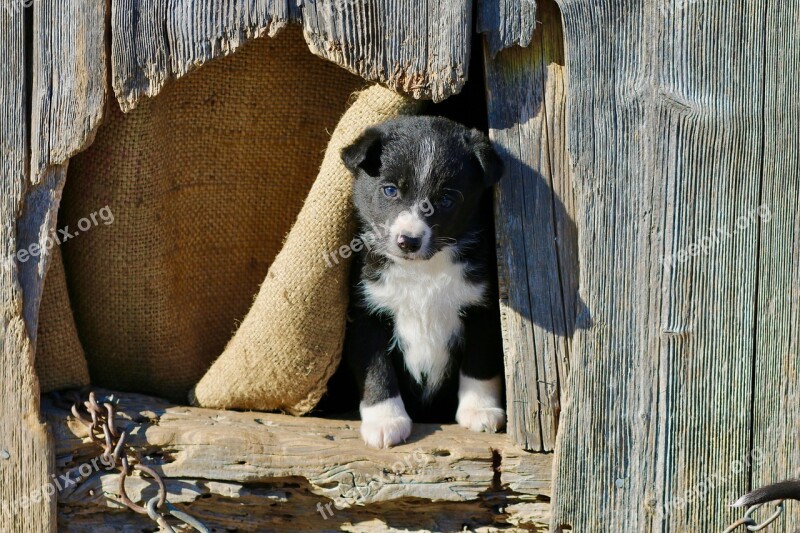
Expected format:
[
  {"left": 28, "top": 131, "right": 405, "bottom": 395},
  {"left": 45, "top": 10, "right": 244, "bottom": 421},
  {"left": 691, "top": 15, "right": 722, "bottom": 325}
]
[
  {"left": 484, "top": 0, "right": 575, "bottom": 452},
  {"left": 751, "top": 1, "right": 800, "bottom": 530},
  {"left": 24, "top": 0, "right": 107, "bottom": 331},
  {"left": 478, "top": 0, "right": 538, "bottom": 56},
  {"left": 551, "top": 1, "right": 773, "bottom": 531},
  {"left": 299, "top": 0, "right": 472, "bottom": 102},
  {"left": 0, "top": 9, "right": 56, "bottom": 532},
  {"left": 112, "top": 0, "right": 474, "bottom": 110},
  {"left": 111, "top": 0, "right": 298, "bottom": 112},
  {"left": 16, "top": 167, "right": 68, "bottom": 338},
  {"left": 44, "top": 390, "right": 552, "bottom": 531},
  {"left": 30, "top": 0, "right": 106, "bottom": 175}
]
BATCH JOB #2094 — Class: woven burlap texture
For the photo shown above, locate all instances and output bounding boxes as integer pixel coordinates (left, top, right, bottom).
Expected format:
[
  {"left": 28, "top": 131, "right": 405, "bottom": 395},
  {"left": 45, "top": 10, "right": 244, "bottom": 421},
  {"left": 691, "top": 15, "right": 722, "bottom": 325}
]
[
  {"left": 35, "top": 245, "right": 91, "bottom": 393},
  {"left": 58, "top": 27, "right": 372, "bottom": 403},
  {"left": 192, "top": 84, "right": 423, "bottom": 414}
]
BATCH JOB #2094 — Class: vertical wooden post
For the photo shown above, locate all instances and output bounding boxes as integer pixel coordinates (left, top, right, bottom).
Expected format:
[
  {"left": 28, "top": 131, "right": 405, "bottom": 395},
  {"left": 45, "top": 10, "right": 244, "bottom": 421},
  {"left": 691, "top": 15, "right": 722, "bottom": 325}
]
[
  {"left": 0, "top": 8, "right": 57, "bottom": 532},
  {"left": 550, "top": 1, "right": 799, "bottom": 530},
  {"left": 484, "top": 0, "right": 576, "bottom": 452},
  {"left": 0, "top": 0, "right": 106, "bottom": 529},
  {"left": 751, "top": 1, "right": 800, "bottom": 528}
]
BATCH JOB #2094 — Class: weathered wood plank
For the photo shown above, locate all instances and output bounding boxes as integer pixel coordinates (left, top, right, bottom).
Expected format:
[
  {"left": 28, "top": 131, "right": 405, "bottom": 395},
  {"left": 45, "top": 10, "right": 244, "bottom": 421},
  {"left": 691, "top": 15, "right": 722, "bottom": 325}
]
[
  {"left": 112, "top": 1, "right": 474, "bottom": 109},
  {"left": 43, "top": 390, "right": 551, "bottom": 531},
  {"left": 61, "top": 488, "right": 550, "bottom": 532},
  {"left": 484, "top": 0, "right": 574, "bottom": 452},
  {"left": 24, "top": 0, "right": 105, "bottom": 343},
  {"left": 300, "top": 0, "right": 471, "bottom": 102},
  {"left": 0, "top": 8, "right": 56, "bottom": 532},
  {"left": 111, "top": 0, "right": 298, "bottom": 112},
  {"left": 552, "top": 1, "right": 769, "bottom": 530},
  {"left": 751, "top": 1, "right": 800, "bottom": 530},
  {"left": 30, "top": 0, "right": 106, "bottom": 175},
  {"left": 16, "top": 166, "right": 67, "bottom": 337},
  {"left": 478, "top": 0, "right": 537, "bottom": 57}
]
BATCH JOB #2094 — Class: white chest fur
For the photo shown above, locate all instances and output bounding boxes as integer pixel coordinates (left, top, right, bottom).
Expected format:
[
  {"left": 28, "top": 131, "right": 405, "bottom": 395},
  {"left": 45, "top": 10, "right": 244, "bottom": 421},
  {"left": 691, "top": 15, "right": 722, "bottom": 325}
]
[{"left": 362, "top": 249, "right": 486, "bottom": 397}]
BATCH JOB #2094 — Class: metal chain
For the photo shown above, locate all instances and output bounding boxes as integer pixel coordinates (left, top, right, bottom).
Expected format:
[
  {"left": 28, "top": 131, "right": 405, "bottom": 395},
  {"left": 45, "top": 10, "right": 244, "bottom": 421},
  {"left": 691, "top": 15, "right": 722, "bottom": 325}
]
[
  {"left": 64, "top": 391, "right": 209, "bottom": 532},
  {"left": 723, "top": 501, "right": 785, "bottom": 533}
]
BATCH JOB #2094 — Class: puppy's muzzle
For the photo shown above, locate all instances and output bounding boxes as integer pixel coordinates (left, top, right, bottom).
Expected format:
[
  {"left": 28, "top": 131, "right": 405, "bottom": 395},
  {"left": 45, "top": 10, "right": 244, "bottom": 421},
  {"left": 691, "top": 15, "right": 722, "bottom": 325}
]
[
  {"left": 389, "top": 211, "right": 432, "bottom": 257},
  {"left": 397, "top": 235, "right": 422, "bottom": 253}
]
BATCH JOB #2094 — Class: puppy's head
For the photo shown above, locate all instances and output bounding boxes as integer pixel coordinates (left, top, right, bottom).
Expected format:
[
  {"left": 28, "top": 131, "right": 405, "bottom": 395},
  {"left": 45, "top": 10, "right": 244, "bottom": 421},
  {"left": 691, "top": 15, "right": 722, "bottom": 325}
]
[{"left": 341, "top": 116, "right": 504, "bottom": 261}]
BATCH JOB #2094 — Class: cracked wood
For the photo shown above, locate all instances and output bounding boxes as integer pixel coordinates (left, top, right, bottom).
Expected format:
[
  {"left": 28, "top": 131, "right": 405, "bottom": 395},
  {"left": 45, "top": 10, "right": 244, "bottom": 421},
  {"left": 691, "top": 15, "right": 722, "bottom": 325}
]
[{"left": 44, "top": 390, "right": 552, "bottom": 531}]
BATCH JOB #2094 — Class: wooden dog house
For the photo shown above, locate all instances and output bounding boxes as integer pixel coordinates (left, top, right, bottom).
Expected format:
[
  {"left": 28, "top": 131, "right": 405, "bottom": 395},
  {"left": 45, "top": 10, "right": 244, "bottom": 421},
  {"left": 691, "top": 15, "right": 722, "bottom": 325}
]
[{"left": 2, "top": 0, "right": 799, "bottom": 531}]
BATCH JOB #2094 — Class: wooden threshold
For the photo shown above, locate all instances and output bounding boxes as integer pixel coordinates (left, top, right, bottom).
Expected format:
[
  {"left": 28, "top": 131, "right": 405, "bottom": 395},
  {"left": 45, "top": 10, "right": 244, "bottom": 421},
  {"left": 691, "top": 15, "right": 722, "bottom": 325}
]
[{"left": 43, "top": 390, "right": 552, "bottom": 531}]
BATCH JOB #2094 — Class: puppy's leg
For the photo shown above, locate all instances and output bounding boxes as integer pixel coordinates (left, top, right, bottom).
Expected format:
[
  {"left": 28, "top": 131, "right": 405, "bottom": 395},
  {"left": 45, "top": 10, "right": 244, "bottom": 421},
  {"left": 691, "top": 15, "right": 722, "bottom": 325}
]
[
  {"left": 346, "top": 311, "right": 412, "bottom": 448},
  {"left": 456, "top": 305, "right": 506, "bottom": 433}
]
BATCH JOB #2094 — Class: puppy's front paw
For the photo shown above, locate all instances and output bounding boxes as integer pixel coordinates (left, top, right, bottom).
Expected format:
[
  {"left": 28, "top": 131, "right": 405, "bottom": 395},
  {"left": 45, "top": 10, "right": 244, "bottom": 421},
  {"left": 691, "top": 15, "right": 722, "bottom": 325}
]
[
  {"left": 456, "top": 374, "right": 506, "bottom": 433},
  {"left": 456, "top": 405, "right": 506, "bottom": 433},
  {"left": 360, "top": 396, "right": 412, "bottom": 448},
  {"left": 361, "top": 416, "right": 412, "bottom": 448}
]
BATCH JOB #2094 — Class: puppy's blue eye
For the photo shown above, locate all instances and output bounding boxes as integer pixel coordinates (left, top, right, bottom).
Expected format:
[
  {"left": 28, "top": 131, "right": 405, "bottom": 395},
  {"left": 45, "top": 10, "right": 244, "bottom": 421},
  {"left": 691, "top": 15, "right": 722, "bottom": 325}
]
[
  {"left": 383, "top": 185, "right": 399, "bottom": 198},
  {"left": 437, "top": 195, "right": 454, "bottom": 209}
]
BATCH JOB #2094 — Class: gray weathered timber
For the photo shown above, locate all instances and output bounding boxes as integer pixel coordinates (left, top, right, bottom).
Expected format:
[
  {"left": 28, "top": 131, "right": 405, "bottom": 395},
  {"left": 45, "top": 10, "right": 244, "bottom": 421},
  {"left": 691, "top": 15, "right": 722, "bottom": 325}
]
[
  {"left": 16, "top": 166, "right": 68, "bottom": 338},
  {"left": 552, "top": 1, "right": 775, "bottom": 531},
  {"left": 478, "top": 0, "right": 537, "bottom": 57},
  {"left": 44, "top": 390, "right": 552, "bottom": 531},
  {"left": 484, "top": 0, "right": 575, "bottom": 452},
  {"left": 751, "top": 1, "right": 800, "bottom": 530},
  {"left": 112, "top": 0, "right": 297, "bottom": 112},
  {"left": 31, "top": 0, "right": 106, "bottom": 175},
  {"left": 300, "top": 0, "right": 471, "bottom": 102},
  {"left": 0, "top": 10, "right": 56, "bottom": 533}
]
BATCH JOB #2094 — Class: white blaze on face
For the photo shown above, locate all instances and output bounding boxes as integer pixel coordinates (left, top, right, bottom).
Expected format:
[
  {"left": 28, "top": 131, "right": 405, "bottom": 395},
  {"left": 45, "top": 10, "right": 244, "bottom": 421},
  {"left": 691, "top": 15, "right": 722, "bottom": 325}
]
[{"left": 389, "top": 209, "right": 432, "bottom": 255}]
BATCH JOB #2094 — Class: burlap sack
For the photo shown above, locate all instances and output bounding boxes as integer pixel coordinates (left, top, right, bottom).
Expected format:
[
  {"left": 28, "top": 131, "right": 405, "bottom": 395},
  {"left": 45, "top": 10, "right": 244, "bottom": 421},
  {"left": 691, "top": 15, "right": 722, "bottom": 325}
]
[
  {"left": 35, "top": 245, "right": 90, "bottom": 393},
  {"left": 59, "top": 27, "right": 367, "bottom": 402},
  {"left": 192, "top": 85, "right": 423, "bottom": 414}
]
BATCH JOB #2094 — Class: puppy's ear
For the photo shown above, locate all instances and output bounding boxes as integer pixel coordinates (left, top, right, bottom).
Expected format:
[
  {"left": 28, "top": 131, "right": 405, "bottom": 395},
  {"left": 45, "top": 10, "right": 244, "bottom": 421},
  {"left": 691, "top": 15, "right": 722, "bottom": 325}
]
[
  {"left": 468, "top": 130, "right": 505, "bottom": 187},
  {"left": 342, "top": 127, "right": 384, "bottom": 177}
]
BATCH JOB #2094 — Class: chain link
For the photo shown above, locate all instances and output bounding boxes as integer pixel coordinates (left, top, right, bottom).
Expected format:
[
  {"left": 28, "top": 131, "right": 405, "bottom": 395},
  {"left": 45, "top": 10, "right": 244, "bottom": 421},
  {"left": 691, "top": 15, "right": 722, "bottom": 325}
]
[
  {"left": 724, "top": 501, "right": 785, "bottom": 533},
  {"left": 61, "top": 391, "right": 209, "bottom": 532}
]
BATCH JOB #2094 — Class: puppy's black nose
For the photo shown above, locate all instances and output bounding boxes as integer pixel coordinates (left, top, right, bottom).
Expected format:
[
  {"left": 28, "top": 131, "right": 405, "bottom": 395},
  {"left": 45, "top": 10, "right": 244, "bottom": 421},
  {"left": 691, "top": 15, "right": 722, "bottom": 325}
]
[{"left": 397, "top": 235, "right": 421, "bottom": 253}]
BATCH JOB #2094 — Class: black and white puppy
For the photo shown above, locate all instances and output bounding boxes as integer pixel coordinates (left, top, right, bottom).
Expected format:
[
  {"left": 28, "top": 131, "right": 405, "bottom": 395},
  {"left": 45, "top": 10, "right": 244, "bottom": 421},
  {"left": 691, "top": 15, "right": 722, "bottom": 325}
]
[{"left": 341, "top": 116, "right": 506, "bottom": 448}]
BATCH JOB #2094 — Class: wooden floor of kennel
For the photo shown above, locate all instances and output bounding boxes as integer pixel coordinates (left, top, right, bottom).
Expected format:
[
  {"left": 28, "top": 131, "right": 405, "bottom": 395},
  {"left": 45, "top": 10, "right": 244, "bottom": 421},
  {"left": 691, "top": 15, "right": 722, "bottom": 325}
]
[{"left": 3, "top": 0, "right": 800, "bottom": 532}]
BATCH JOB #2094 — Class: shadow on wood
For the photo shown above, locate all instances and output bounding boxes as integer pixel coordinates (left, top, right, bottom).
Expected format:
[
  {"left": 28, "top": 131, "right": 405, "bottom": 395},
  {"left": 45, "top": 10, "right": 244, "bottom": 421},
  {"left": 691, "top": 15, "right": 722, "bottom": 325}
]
[{"left": 485, "top": 0, "right": 588, "bottom": 452}]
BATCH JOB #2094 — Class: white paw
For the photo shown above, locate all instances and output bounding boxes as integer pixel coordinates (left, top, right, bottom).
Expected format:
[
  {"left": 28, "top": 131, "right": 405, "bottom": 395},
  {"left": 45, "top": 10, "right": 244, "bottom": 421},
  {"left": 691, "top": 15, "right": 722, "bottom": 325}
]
[
  {"left": 360, "top": 396, "right": 413, "bottom": 449},
  {"left": 456, "top": 405, "right": 506, "bottom": 433},
  {"left": 456, "top": 374, "right": 505, "bottom": 433},
  {"left": 361, "top": 415, "right": 413, "bottom": 448}
]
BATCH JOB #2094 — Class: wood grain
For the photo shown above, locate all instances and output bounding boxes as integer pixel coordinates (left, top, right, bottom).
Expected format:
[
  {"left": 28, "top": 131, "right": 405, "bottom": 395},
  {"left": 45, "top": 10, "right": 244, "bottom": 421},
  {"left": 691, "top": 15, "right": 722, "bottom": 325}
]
[
  {"left": 551, "top": 1, "right": 773, "bottom": 531},
  {"left": 111, "top": 0, "right": 297, "bottom": 112},
  {"left": 16, "top": 166, "right": 67, "bottom": 338},
  {"left": 0, "top": 8, "right": 56, "bottom": 532},
  {"left": 300, "top": 0, "right": 471, "bottom": 102},
  {"left": 478, "top": 0, "right": 538, "bottom": 57},
  {"left": 31, "top": 0, "right": 106, "bottom": 175},
  {"left": 484, "top": 0, "right": 574, "bottom": 453},
  {"left": 44, "top": 390, "right": 552, "bottom": 531},
  {"left": 751, "top": 1, "right": 800, "bottom": 530}
]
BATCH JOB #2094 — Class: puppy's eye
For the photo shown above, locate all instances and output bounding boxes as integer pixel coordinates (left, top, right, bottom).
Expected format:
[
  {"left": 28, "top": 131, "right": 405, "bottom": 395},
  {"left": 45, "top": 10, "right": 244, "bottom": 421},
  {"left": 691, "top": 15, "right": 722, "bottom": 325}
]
[
  {"left": 437, "top": 194, "right": 454, "bottom": 209},
  {"left": 383, "top": 185, "right": 399, "bottom": 198}
]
